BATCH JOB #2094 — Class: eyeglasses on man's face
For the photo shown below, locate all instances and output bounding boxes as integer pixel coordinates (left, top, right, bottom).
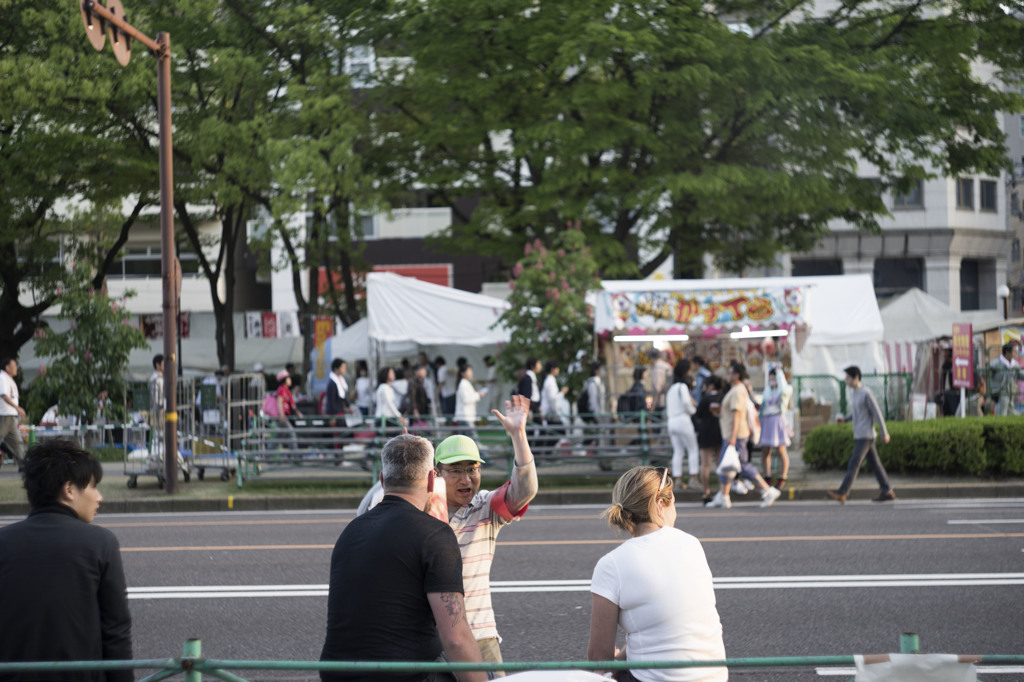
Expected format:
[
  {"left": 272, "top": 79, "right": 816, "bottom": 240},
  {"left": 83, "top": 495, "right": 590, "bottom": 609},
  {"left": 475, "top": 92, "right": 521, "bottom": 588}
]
[{"left": 439, "top": 465, "right": 482, "bottom": 478}]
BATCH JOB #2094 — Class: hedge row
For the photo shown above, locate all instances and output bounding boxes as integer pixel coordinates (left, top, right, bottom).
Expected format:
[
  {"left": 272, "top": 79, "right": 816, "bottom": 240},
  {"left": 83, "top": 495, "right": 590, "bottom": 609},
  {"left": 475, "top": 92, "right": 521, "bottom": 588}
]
[{"left": 802, "top": 416, "right": 1024, "bottom": 476}]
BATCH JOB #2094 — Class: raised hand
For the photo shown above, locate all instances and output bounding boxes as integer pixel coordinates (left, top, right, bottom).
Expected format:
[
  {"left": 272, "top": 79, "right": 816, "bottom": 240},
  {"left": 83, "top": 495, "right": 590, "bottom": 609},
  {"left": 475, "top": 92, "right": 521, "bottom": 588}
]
[{"left": 493, "top": 394, "right": 530, "bottom": 436}]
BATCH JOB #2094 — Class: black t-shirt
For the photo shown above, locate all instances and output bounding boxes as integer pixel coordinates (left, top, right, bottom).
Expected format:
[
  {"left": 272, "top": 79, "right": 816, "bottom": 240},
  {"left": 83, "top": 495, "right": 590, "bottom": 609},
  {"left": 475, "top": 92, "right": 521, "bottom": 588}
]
[
  {"left": 320, "top": 495, "right": 464, "bottom": 682},
  {"left": 695, "top": 391, "right": 724, "bottom": 449}
]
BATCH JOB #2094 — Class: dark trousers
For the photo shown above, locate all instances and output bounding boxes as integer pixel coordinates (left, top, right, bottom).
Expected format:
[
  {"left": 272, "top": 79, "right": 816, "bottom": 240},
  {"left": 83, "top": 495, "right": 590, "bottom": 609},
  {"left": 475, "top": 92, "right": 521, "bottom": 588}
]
[{"left": 838, "top": 438, "right": 892, "bottom": 494}]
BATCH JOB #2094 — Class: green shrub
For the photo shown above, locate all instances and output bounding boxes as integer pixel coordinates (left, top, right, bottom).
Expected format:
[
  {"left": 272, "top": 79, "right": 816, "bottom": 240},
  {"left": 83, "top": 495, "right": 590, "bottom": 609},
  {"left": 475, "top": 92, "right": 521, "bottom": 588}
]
[
  {"left": 803, "top": 419, "right": 988, "bottom": 475},
  {"left": 980, "top": 416, "right": 1024, "bottom": 475},
  {"left": 803, "top": 424, "right": 852, "bottom": 469}
]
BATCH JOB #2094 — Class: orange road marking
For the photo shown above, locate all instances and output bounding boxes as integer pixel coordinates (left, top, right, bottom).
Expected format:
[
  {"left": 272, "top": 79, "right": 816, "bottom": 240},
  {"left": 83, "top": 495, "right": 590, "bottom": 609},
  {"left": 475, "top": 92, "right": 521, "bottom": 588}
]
[
  {"left": 119, "top": 532, "right": 1024, "bottom": 552},
  {"left": 102, "top": 519, "right": 350, "bottom": 528}
]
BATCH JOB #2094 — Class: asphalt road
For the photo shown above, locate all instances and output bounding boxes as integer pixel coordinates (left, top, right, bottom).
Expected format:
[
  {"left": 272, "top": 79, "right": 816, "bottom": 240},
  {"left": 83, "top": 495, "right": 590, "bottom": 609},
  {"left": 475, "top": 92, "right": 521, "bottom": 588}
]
[{"left": 3, "top": 497, "right": 1023, "bottom": 680}]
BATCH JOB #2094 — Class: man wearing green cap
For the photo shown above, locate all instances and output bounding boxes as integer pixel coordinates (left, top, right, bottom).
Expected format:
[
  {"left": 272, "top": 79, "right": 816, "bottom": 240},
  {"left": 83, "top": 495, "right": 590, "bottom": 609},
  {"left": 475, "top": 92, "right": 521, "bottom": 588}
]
[{"left": 433, "top": 394, "right": 538, "bottom": 670}]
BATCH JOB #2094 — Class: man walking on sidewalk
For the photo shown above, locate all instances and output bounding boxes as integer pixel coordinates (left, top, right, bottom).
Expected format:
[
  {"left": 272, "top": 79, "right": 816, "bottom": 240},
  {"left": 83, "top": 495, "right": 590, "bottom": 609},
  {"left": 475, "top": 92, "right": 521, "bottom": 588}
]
[{"left": 827, "top": 366, "right": 896, "bottom": 504}]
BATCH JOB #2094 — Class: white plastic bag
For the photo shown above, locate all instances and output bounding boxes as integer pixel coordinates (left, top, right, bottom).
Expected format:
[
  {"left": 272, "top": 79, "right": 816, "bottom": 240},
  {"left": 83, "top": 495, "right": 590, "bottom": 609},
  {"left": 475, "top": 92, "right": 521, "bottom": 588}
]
[{"left": 715, "top": 444, "right": 741, "bottom": 476}]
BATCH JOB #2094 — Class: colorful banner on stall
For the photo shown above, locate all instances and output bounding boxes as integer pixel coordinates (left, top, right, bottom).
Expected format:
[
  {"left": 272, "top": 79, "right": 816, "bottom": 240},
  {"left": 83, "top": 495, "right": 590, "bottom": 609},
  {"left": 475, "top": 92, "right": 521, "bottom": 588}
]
[
  {"left": 594, "top": 286, "right": 807, "bottom": 335},
  {"left": 951, "top": 323, "right": 973, "bottom": 389}
]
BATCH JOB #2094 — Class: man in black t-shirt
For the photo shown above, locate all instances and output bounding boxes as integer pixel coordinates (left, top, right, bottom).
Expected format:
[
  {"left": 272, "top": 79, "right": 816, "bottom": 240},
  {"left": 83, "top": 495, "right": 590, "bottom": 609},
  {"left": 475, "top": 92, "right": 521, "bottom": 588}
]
[{"left": 320, "top": 434, "right": 487, "bottom": 682}]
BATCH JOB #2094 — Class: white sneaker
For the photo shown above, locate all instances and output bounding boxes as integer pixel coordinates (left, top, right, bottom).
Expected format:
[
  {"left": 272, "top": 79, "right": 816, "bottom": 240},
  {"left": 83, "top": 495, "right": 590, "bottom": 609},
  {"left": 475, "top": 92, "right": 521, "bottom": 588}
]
[
  {"left": 706, "top": 492, "right": 732, "bottom": 509},
  {"left": 760, "top": 486, "right": 781, "bottom": 508},
  {"left": 732, "top": 479, "right": 752, "bottom": 495}
]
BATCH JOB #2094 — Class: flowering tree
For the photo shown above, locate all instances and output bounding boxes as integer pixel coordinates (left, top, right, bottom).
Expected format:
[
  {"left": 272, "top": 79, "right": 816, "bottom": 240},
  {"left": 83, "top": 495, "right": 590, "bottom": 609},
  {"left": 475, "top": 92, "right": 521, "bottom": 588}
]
[
  {"left": 29, "top": 279, "right": 147, "bottom": 423},
  {"left": 495, "top": 224, "right": 602, "bottom": 395}
]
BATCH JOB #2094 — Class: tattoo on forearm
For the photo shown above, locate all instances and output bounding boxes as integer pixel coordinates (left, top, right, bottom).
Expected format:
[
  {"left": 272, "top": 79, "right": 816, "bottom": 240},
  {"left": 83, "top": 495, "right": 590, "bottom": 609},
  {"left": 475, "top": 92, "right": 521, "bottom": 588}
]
[{"left": 440, "top": 592, "right": 467, "bottom": 628}]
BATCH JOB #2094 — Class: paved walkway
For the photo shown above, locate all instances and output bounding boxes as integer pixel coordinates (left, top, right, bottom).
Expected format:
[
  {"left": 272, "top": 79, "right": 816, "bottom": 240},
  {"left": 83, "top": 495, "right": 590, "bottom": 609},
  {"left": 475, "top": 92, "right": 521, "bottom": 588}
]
[{"left": 2, "top": 445, "right": 1022, "bottom": 514}]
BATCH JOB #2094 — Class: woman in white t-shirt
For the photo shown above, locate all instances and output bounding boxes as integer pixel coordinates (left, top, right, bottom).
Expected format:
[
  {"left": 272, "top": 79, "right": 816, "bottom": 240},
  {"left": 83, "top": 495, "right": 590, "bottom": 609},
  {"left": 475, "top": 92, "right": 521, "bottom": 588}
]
[
  {"left": 453, "top": 363, "right": 483, "bottom": 440},
  {"left": 666, "top": 359, "right": 699, "bottom": 493},
  {"left": 588, "top": 466, "right": 727, "bottom": 682}
]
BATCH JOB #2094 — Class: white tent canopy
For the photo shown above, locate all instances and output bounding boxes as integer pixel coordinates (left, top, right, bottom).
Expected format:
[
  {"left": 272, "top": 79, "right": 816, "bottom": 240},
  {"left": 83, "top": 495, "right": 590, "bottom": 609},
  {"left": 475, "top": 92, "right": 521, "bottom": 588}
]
[
  {"left": 880, "top": 288, "right": 1005, "bottom": 342},
  {"left": 366, "top": 272, "right": 511, "bottom": 348}
]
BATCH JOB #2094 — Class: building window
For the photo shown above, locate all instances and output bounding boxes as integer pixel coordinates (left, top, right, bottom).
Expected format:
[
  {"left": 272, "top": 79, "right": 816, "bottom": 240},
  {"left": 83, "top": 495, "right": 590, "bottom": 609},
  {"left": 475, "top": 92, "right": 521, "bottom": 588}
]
[
  {"left": 114, "top": 246, "right": 198, "bottom": 279},
  {"left": 1019, "top": 115, "right": 1024, "bottom": 138},
  {"left": 873, "top": 258, "right": 923, "bottom": 301},
  {"left": 892, "top": 180, "right": 924, "bottom": 209},
  {"left": 1013, "top": 192, "right": 1021, "bottom": 217},
  {"left": 960, "top": 259, "right": 980, "bottom": 311},
  {"left": 979, "top": 180, "right": 997, "bottom": 212},
  {"left": 791, "top": 259, "right": 843, "bottom": 276},
  {"left": 1013, "top": 238, "right": 1020, "bottom": 263},
  {"left": 344, "top": 46, "right": 375, "bottom": 88},
  {"left": 956, "top": 178, "right": 973, "bottom": 209}
]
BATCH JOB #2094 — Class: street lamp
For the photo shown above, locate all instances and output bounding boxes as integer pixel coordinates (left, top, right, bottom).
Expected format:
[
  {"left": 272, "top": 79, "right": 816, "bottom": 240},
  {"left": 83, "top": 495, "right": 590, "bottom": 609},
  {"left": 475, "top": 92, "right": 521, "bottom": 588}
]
[
  {"left": 81, "top": 0, "right": 179, "bottom": 493},
  {"left": 998, "top": 284, "right": 1011, "bottom": 321}
]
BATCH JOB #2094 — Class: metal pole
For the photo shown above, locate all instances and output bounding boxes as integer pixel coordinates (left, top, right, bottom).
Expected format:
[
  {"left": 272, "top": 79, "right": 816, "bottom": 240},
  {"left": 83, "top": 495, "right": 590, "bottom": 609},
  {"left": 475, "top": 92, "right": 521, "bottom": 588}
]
[
  {"left": 157, "top": 32, "right": 178, "bottom": 494},
  {"left": 182, "top": 639, "right": 201, "bottom": 682}
]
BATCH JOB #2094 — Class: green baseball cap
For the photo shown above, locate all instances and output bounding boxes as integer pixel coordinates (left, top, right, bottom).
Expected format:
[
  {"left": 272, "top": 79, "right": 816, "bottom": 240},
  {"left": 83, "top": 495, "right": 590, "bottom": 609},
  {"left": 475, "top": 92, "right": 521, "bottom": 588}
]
[{"left": 435, "top": 435, "right": 484, "bottom": 465}]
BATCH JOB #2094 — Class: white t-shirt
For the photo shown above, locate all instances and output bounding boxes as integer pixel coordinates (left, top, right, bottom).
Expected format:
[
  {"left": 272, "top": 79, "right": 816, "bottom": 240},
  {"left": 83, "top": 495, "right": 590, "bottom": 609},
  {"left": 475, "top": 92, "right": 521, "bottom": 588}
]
[
  {"left": 665, "top": 383, "right": 696, "bottom": 421},
  {"left": 454, "top": 377, "right": 480, "bottom": 423},
  {"left": 590, "top": 527, "right": 727, "bottom": 682},
  {"left": 540, "top": 374, "right": 561, "bottom": 417},
  {"left": 0, "top": 370, "right": 19, "bottom": 417},
  {"left": 374, "top": 383, "right": 401, "bottom": 419}
]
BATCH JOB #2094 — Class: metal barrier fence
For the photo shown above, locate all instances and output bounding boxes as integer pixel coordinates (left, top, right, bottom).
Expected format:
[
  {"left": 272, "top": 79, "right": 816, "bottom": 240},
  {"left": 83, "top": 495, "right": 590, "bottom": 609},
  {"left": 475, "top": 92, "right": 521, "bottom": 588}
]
[
  {"left": 124, "top": 378, "right": 196, "bottom": 489},
  {"left": 794, "top": 374, "right": 912, "bottom": 422},
  {"left": 232, "top": 411, "right": 670, "bottom": 487},
  {"left": 0, "top": 634, "right": 1018, "bottom": 682}
]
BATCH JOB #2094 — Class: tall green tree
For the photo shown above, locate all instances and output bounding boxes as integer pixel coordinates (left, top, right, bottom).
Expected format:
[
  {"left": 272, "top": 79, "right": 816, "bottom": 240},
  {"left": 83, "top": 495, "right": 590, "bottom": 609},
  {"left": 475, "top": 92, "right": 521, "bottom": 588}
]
[
  {"left": 0, "top": 2, "right": 155, "bottom": 360},
  {"left": 361, "top": 0, "right": 1024, "bottom": 277}
]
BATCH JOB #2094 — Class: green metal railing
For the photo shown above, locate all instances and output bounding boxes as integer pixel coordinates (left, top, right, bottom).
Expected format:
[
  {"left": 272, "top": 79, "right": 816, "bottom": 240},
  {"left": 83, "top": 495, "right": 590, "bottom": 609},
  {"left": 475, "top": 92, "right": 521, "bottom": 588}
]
[
  {"left": 794, "top": 373, "right": 912, "bottom": 421},
  {"left": 0, "top": 635, "right": 1020, "bottom": 682}
]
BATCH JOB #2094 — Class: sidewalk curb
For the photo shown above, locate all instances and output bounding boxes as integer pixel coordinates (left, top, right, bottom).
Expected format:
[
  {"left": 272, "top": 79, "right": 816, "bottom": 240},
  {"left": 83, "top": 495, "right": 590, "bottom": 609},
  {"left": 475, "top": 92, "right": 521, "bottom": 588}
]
[{"left": 2, "top": 483, "right": 1023, "bottom": 516}]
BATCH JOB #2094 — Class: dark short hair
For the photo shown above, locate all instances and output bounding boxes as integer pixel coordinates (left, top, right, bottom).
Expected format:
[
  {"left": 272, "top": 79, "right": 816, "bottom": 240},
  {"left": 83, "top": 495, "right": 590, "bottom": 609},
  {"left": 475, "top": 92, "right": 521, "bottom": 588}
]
[
  {"left": 589, "top": 361, "right": 603, "bottom": 376},
  {"left": 23, "top": 440, "right": 103, "bottom": 509},
  {"left": 525, "top": 357, "right": 538, "bottom": 370},
  {"left": 543, "top": 360, "right": 559, "bottom": 374},
  {"left": 152, "top": 354, "right": 164, "bottom": 369},
  {"left": 843, "top": 365, "right": 861, "bottom": 380},
  {"left": 434, "top": 356, "right": 446, "bottom": 366},
  {"left": 692, "top": 356, "right": 706, "bottom": 367},
  {"left": 1004, "top": 343, "right": 1017, "bottom": 355},
  {"left": 331, "top": 358, "right": 345, "bottom": 371},
  {"left": 730, "top": 362, "right": 748, "bottom": 381},
  {"left": 633, "top": 366, "right": 647, "bottom": 382},
  {"left": 377, "top": 366, "right": 393, "bottom": 383}
]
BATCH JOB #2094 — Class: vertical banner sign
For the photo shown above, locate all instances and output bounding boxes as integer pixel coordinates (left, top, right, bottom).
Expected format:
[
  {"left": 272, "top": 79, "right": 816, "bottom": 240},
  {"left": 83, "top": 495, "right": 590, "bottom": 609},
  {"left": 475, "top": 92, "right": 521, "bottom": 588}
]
[
  {"left": 311, "top": 317, "right": 334, "bottom": 397},
  {"left": 951, "top": 323, "right": 974, "bottom": 389}
]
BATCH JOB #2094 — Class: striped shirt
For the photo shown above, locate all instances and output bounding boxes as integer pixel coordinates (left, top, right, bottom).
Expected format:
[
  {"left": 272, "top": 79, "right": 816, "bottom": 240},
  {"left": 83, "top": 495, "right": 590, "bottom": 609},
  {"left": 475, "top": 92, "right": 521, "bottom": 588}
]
[{"left": 448, "top": 461, "right": 538, "bottom": 641}]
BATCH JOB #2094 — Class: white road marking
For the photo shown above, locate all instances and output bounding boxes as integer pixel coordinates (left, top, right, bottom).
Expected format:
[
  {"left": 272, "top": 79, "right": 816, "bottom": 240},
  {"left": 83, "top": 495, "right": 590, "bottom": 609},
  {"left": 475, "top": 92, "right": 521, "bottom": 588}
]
[
  {"left": 947, "top": 519, "right": 1024, "bottom": 525},
  {"left": 127, "top": 573, "right": 1024, "bottom": 599},
  {"left": 817, "top": 667, "right": 1024, "bottom": 676}
]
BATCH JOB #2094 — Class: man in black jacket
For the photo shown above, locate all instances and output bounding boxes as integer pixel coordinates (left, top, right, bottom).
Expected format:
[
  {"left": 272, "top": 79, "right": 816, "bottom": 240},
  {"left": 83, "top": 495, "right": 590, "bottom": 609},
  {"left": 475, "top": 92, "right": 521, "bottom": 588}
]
[{"left": 0, "top": 439, "right": 133, "bottom": 682}]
